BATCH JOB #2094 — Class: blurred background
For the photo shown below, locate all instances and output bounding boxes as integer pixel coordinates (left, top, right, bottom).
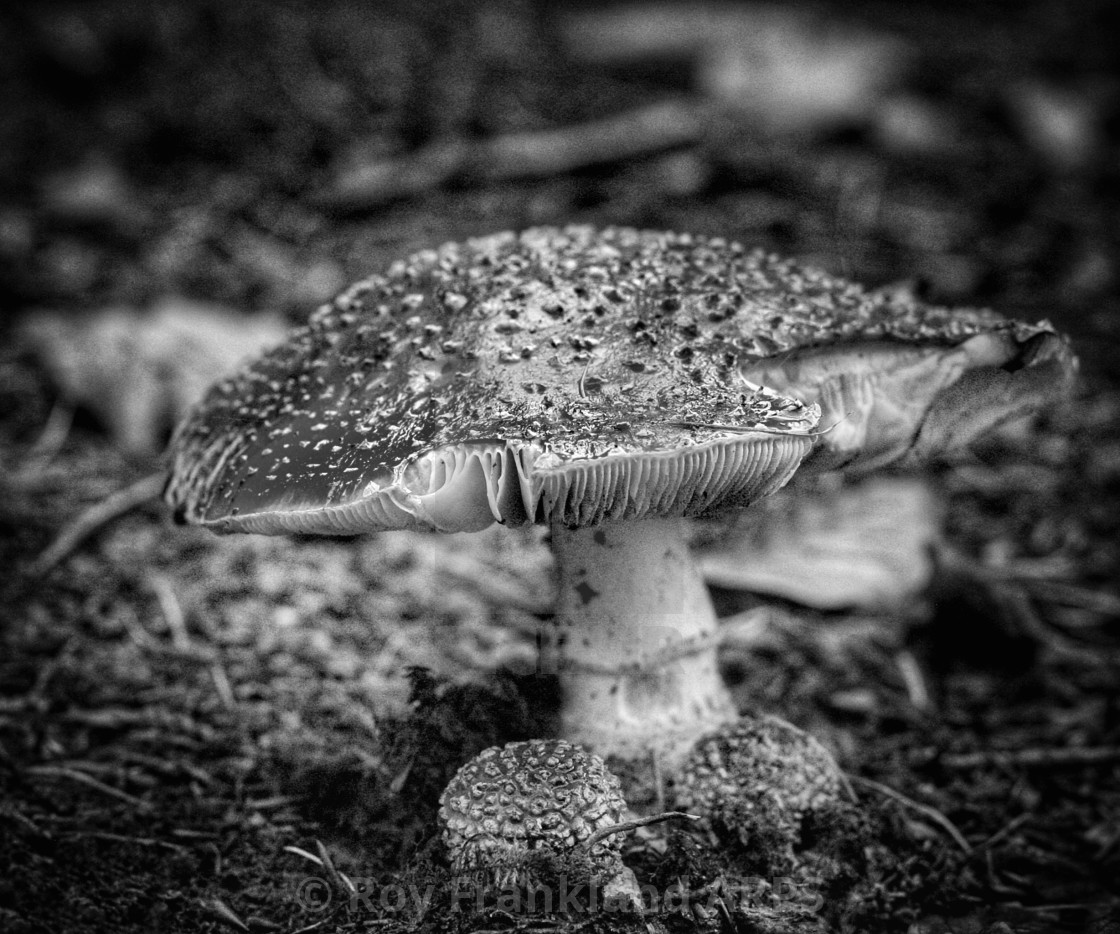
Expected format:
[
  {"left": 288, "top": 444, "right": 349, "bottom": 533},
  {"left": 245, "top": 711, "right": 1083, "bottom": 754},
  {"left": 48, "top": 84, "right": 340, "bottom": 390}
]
[
  {"left": 2, "top": 0, "right": 1117, "bottom": 380},
  {"left": 2, "top": 0, "right": 1117, "bottom": 457}
]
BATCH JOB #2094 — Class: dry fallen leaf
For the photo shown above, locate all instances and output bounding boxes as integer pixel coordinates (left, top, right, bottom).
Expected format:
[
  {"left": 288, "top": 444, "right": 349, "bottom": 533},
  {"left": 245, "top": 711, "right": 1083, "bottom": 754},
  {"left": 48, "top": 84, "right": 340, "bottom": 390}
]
[
  {"left": 698, "top": 474, "right": 941, "bottom": 611},
  {"left": 20, "top": 297, "right": 287, "bottom": 456}
]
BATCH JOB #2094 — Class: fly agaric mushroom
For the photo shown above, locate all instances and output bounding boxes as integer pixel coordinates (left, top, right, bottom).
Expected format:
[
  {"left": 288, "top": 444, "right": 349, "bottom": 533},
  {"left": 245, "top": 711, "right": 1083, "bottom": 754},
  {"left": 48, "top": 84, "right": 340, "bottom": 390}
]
[
  {"left": 439, "top": 739, "right": 630, "bottom": 888},
  {"left": 165, "top": 226, "right": 1074, "bottom": 762}
]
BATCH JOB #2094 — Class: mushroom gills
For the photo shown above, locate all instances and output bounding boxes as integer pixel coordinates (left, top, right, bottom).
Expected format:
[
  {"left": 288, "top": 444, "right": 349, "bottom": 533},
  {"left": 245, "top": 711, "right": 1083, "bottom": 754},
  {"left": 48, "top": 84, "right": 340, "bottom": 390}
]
[
  {"left": 742, "top": 331, "right": 1070, "bottom": 472},
  {"left": 399, "top": 442, "right": 534, "bottom": 531}
]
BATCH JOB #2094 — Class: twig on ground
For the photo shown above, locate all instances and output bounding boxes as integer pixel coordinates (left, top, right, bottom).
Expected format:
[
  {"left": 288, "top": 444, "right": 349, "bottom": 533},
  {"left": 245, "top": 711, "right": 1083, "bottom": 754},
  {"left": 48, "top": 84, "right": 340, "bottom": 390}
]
[
  {"left": 584, "top": 812, "right": 700, "bottom": 849},
  {"left": 967, "top": 812, "right": 1033, "bottom": 861},
  {"left": 284, "top": 845, "right": 323, "bottom": 867},
  {"left": 315, "top": 839, "right": 356, "bottom": 895},
  {"left": 848, "top": 774, "right": 971, "bottom": 853},
  {"left": 970, "top": 558, "right": 1120, "bottom": 617},
  {"left": 928, "top": 745, "right": 1120, "bottom": 770},
  {"left": 1020, "top": 577, "right": 1120, "bottom": 617},
  {"left": 60, "top": 829, "right": 189, "bottom": 852},
  {"left": 210, "top": 661, "right": 236, "bottom": 709},
  {"left": 30, "top": 471, "right": 165, "bottom": 575},
  {"left": 938, "top": 548, "right": 1120, "bottom": 658},
  {"left": 151, "top": 573, "right": 190, "bottom": 649},
  {"left": 997, "top": 585, "right": 1120, "bottom": 663},
  {"left": 116, "top": 750, "right": 215, "bottom": 786},
  {"left": 16, "top": 398, "right": 75, "bottom": 473},
  {"left": 246, "top": 795, "right": 297, "bottom": 812},
  {"left": 0, "top": 808, "right": 51, "bottom": 839},
  {"left": 322, "top": 138, "right": 469, "bottom": 210},
  {"left": 651, "top": 748, "right": 666, "bottom": 815},
  {"left": 27, "top": 765, "right": 151, "bottom": 811},
  {"left": 290, "top": 921, "right": 331, "bottom": 934},
  {"left": 718, "top": 607, "right": 773, "bottom": 646},
  {"left": 895, "top": 649, "right": 932, "bottom": 711},
  {"left": 200, "top": 898, "right": 250, "bottom": 933},
  {"left": 171, "top": 828, "right": 219, "bottom": 840},
  {"left": 322, "top": 99, "right": 706, "bottom": 209}
]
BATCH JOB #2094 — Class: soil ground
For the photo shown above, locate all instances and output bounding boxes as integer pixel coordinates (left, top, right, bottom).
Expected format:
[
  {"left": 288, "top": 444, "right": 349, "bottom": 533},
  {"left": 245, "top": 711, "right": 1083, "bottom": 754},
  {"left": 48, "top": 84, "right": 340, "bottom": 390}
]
[{"left": 1, "top": 1, "right": 1118, "bottom": 932}]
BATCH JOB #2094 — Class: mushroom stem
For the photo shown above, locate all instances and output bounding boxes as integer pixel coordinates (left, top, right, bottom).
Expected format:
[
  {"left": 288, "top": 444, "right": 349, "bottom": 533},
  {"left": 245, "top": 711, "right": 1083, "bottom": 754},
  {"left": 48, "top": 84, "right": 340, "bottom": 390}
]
[{"left": 549, "top": 516, "right": 737, "bottom": 763}]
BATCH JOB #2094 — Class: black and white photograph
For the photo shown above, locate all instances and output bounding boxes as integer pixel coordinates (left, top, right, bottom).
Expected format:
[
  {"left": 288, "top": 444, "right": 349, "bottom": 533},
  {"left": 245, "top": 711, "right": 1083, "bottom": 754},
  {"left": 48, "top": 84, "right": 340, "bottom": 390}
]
[{"left": 1, "top": 1, "right": 1117, "bottom": 931}]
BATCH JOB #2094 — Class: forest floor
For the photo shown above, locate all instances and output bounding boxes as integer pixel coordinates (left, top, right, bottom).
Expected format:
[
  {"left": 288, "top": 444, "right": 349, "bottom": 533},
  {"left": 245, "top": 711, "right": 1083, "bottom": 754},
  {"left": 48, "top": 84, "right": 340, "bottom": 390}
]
[{"left": 1, "top": 1, "right": 1118, "bottom": 932}]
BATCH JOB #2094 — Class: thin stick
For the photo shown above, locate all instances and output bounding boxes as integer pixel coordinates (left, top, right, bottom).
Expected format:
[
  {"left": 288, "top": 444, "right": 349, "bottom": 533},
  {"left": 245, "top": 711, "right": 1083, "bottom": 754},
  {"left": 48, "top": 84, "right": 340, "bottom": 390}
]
[
  {"left": 469, "top": 99, "right": 704, "bottom": 181},
  {"left": 284, "top": 845, "right": 323, "bottom": 867},
  {"left": 315, "top": 839, "right": 356, "bottom": 894},
  {"left": 201, "top": 898, "right": 250, "bottom": 933},
  {"left": 1021, "top": 577, "right": 1120, "bottom": 617},
  {"left": 151, "top": 573, "right": 190, "bottom": 649},
  {"left": 321, "top": 138, "right": 468, "bottom": 210},
  {"left": 717, "top": 607, "right": 773, "bottom": 646},
  {"left": 651, "top": 749, "right": 666, "bottom": 815},
  {"left": 937, "top": 745, "right": 1120, "bottom": 770},
  {"left": 895, "top": 650, "right": 932, "bottom": 711},
  {"left": 967, "top": 560, "right": 1120, "bottom": 617},
  {"left": 967, "top": 812, "right": 1032, "bottom": 861},
  {"left": 210, "top": 662, "right": 237, "bottom": 710},
  {"left": 998, "top": 585, "right": 1120, "bottom": 663},
  {"left": 31, "top": 471, "right": 165, "bottom": 575},
  {"left": 18, "top": 398, "right": 75, "bottom": 471},
  {"left": 60, "top": 829, "right": 189, "bottom": 853},
  {"left": 27, "top": 765, "right": 150, "bottom": 811},
  {"left": 0, "top": 808, "right": 51, "bottom": 838},
  {"left": 848, "top": 774, "right": 971, "bottom": 854},
  {"left": 584, "top": 811, "right": 700, "bottom": 849},
  {"left": 323, "top": 99, "right": 704, "bottom": 209}
]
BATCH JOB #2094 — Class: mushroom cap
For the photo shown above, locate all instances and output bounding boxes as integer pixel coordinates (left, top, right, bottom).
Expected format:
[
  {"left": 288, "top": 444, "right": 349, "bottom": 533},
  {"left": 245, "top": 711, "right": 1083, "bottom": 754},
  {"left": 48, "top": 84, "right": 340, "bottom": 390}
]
[
  {"left": 438, "top": 739, "right": 627, "bottom": 875},
  {"left": 165, "top": 226, "right": 1071, "bottom": 535},
  {"left": 676, "top": 715, "right": 843, "bottom": 840}
]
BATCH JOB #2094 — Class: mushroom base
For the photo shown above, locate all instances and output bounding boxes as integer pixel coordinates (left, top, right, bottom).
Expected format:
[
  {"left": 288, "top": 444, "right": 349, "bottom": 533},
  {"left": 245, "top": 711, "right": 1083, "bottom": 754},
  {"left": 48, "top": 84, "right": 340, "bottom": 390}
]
[{"left": 550, "top": 516, "right": 737, "bottom": 764}]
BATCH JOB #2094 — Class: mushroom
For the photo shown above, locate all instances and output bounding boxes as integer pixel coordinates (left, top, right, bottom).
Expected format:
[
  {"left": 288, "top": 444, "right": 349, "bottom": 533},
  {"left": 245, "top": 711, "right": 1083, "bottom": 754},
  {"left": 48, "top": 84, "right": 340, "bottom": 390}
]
[
  {"left": 165, "top": 226, "right": 1074, "bottom": 763},
  {"left": 439, "top": 739, "right": 629, "bottom": 889},
  {"left": 676, "top": 715, "right": 846, "bottom": 851}
]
